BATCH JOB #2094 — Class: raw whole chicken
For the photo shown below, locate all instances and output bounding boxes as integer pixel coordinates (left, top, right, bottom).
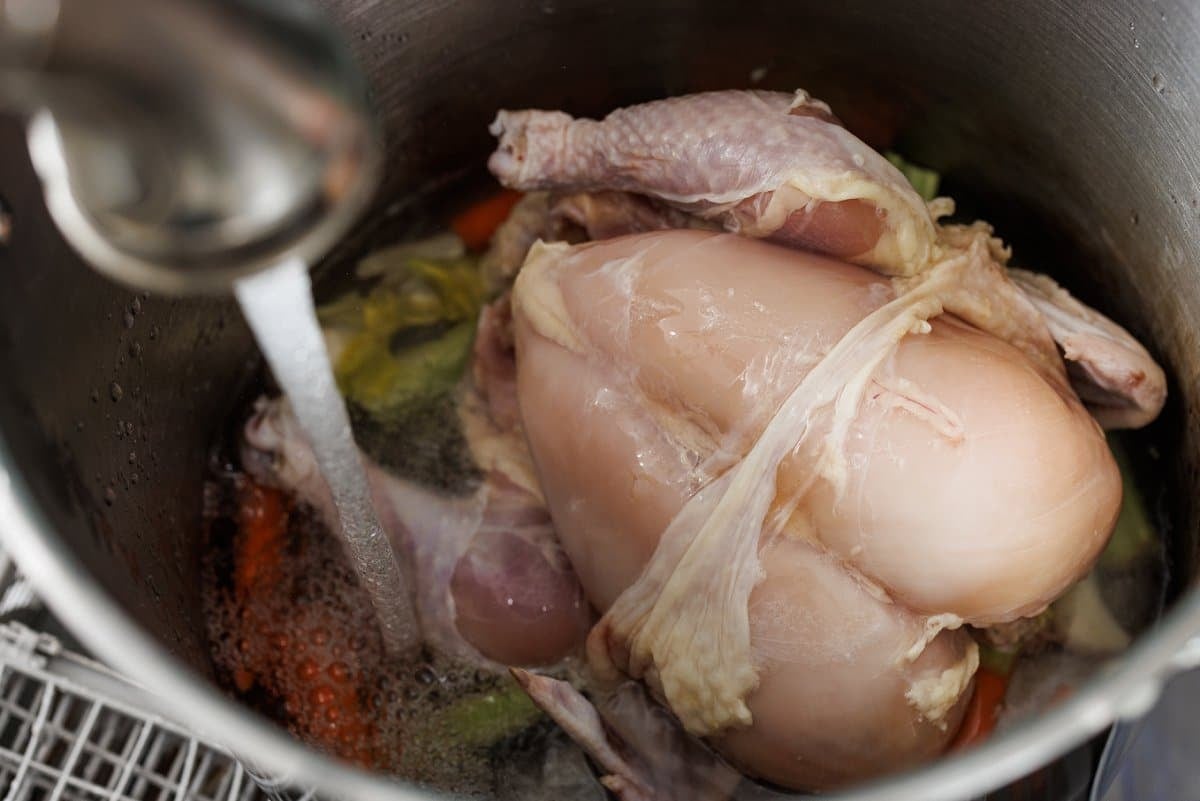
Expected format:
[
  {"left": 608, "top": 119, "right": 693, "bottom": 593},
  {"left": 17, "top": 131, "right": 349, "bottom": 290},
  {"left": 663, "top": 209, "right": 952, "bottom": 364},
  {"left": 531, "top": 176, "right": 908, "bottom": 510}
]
[{"left": 476, "top": 89, "right": 1167, "bottom": 791}]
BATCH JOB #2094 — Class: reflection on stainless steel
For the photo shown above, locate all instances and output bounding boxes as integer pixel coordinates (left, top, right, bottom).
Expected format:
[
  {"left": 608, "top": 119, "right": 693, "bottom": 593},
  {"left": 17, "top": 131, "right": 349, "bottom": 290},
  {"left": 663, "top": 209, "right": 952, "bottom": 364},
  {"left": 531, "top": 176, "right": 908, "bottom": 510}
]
[
  {"left": 0, "top": 0, "right": 380, "bottom": 293},
  {"left": 1092, "top": 669, "right": 1200, "bottom": 801}
]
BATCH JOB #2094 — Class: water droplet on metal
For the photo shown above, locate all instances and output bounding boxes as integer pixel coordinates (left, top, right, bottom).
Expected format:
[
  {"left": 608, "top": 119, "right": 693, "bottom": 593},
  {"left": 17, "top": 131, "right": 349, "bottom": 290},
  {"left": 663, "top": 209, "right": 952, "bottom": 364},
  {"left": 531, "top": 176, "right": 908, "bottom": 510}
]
[
  {"left": 1152, "top": 73, "right": 1166, "bottom": 93},
  {"left": 129, "top": 341, "right": 142, "bottom": 359},
  {"left": 103, "top": 486, "right": 116, "bottom": 506},
  {"left": 89, "top": 388, "right": 100, "bottom": 403},
  {"left": 109, "top": 382, "right": 124, "bottom": 402},
  {"left": 123, "top": 310, "right": 135, "bottom": 329}
]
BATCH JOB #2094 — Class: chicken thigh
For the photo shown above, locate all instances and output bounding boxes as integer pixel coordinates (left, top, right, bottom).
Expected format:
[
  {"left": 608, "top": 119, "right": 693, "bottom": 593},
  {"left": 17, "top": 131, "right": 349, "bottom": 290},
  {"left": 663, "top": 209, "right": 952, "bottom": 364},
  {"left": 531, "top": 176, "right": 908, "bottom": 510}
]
[
  {"left": 490, "top": 90, "right": 936, "bottom": 276},
  {"left": 241, "top": 395, "right": 591, "bottom": 668}
]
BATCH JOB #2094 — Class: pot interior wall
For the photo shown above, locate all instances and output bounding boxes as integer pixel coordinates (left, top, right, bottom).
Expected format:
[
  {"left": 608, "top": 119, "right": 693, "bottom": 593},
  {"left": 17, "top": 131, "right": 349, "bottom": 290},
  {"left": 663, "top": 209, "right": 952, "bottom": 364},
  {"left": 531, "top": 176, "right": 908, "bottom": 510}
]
[{"left": 0, "top": 0, "right": 1196, "bottom": 786}]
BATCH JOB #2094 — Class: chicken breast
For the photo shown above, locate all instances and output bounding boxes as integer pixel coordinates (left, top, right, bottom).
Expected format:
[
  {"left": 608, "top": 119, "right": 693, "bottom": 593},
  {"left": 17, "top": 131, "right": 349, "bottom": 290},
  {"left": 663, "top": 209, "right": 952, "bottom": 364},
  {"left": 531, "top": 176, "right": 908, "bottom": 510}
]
[{"left": 512, "top": 229, "right": 1120, "bottom": 788}]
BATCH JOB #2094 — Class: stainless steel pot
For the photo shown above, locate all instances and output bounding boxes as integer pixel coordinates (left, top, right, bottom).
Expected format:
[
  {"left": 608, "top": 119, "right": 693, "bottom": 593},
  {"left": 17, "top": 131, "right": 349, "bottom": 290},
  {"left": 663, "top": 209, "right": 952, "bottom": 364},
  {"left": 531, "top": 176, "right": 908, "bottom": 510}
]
[{"left": 1, "top": 1, "right": 1198, "bottom": 799}]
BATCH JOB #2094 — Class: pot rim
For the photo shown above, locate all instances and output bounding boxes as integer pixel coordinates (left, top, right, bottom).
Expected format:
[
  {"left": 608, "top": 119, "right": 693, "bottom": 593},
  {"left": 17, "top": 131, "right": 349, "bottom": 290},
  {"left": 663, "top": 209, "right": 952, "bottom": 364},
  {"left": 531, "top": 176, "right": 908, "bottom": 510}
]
[{"left": 1, "top": 429, "right": 1196, "bottom": 801}]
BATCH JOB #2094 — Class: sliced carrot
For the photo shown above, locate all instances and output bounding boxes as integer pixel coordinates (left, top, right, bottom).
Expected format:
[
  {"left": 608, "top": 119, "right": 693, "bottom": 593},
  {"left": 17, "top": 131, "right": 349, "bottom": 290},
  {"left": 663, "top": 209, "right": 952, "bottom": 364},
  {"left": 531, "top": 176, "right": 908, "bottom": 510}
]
[
  {"left": 233, "top": 668, "right": 256, "bottom": 694},
  {"left": 234, "top": 481, "right": 289, "bottom": 598},
  {"left": 229, "top": 480, "right": 381, "bottom": 765},
  {"left": 949, "top": 667, "right": 1009, "bottom": 751},
  {"left": 452, "top": 189, "right": 523, "bottom": 251}
]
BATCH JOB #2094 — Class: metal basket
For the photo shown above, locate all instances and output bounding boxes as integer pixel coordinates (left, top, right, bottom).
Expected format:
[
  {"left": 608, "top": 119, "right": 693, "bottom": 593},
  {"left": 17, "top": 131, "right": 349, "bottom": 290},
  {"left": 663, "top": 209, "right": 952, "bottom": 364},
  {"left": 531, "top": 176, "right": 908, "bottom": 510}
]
[
  {"left": 0, "top": 622, "right": 302, "bottom": 801},
  {"left": 0, "top": 547, "right": 312, "bottom": 801}
]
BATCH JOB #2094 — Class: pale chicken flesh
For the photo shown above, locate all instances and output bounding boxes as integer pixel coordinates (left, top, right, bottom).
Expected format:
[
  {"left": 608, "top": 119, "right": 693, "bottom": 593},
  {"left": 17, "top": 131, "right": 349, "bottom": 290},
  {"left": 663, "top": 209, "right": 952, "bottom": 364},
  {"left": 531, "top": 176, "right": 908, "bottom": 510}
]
[
  {"left": 240, "top": 395, "right": 592, "bottom": 669},
  {"left": 489, "top": 90, "right": 1166, "bottom": 428},
  {"left": 511, "top": 229, "right": 1117, "bottom": 788},
  {"left": 477, "top": 88, "right": 1165, "bottom": 792},
  {"left": 489, "top": 90, "right": 938, "bottom": 276}
]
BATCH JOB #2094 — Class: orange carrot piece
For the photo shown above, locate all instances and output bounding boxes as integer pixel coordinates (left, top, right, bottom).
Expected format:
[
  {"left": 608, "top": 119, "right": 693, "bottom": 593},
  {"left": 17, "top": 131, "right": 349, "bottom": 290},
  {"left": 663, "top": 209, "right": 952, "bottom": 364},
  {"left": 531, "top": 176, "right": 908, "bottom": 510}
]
[
  {"left": 950, "top": 667, "right": 1009, "bottom": 751},
  {"left": 452, "top": 189, "right": 523, "bottom": 251},
  {"left": 230, "top": 481, "right": 380, "bottom": 764},
  {"left": 233, "top": 668, "right": 256, "bottom": 693},
  {"left": 234, "top": 482, "right": 288, "bottom": 597}
]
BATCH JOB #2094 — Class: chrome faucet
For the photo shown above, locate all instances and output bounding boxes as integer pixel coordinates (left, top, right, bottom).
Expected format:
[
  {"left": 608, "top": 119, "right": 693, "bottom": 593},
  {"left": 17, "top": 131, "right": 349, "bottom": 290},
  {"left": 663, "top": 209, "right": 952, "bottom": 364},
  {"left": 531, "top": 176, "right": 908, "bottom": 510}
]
[{"left": 0, "top": 0, "right": 381, "bottom": 293}]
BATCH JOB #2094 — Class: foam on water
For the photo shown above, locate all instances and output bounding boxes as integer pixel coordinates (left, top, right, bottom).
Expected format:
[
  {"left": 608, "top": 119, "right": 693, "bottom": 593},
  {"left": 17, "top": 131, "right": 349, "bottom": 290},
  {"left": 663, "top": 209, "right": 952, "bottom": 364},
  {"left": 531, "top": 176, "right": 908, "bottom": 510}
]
[{"left": 234, "top": 258, "right": 419, "bottom": 655}]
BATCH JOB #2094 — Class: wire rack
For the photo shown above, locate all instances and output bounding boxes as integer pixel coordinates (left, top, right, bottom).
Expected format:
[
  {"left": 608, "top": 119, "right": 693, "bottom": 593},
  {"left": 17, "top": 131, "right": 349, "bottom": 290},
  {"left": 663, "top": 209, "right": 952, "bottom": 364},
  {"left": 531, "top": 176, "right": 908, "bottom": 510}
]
[{"left": 0, "top": 558, "right": 314, "bottom": 801}]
